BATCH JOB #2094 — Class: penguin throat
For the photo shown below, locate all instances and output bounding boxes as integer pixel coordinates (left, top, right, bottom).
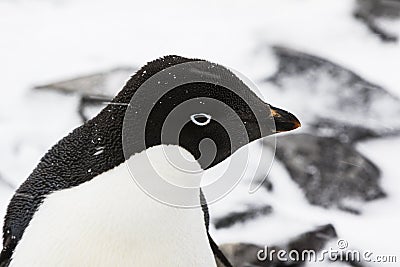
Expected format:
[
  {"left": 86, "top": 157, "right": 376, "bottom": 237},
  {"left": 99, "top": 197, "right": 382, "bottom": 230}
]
[{"left": 126, "top": 145, "right": 205, "bottom": 189}]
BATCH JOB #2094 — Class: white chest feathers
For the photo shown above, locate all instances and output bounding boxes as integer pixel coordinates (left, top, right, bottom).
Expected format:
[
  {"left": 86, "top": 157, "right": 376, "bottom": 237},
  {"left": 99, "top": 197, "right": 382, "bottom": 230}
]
[{"left": 10, "top": 145, "right": 216, "bottom": 267}]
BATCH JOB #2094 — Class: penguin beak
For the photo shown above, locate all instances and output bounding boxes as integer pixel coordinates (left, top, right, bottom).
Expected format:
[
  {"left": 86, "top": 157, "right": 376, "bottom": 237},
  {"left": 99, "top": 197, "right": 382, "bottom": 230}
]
[{"left": 269, "top": 105, "right": 301, "bottom": 132}]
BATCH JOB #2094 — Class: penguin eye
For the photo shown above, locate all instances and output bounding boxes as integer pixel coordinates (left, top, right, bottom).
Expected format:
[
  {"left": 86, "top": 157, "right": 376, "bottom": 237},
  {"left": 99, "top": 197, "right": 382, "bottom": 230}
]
[{"left": 190, "top": 113, "right": 211, "bottom": 126}]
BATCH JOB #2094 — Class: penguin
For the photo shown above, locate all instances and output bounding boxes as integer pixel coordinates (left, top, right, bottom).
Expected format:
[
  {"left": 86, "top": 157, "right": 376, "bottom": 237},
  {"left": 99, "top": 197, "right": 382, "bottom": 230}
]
[{"left": 0, "top": 55, "right": 300, "bottom": 267}]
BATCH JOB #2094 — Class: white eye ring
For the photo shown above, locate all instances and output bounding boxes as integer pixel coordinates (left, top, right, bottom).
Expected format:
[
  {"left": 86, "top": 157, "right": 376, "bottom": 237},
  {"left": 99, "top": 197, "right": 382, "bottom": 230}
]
[{"left": 190, "top": 113, "right": 212, "bottom": 126}]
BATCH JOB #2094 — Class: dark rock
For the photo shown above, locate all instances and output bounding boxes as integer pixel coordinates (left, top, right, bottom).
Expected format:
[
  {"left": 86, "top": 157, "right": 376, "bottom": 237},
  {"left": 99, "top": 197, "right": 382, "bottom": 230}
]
[
  {"left": 218, "top": 243, "right": 272, "bottom": 267},
  {"left": 354, "top": 0, "right": 400, "bottom": 42},
  {"left": 218, "top": 224, "right": 338, "bottom": 267},
  {"left": 287, "top": 224, "right": 337, "bottom": 254},
  {"left": 267, "top": 134, "right": 386, "bottom": 213},
  {"left": 266, "top": 46, "right": 400, "bottom": 141},
  {"left": 214, "top": 205, "right": 273, "bottom": 229}
]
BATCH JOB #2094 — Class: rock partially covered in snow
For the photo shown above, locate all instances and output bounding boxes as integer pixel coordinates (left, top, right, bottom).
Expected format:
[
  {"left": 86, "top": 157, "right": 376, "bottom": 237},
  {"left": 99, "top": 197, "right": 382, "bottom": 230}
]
[
  {"left": 355, "top": 0, "right": 400, "bottom": 18},
  {"left": 218, "top": 224, "right": 337, "bottom": 267},
  {"left": 34, "top": 67, "right": 136, "bottom": 121},
  {"left": 309, "top": 119, "right": 380, "bottom": 143},
  {"left": 264, "top": 46, "right": 400, "bottom": 141},
  {"left": 267, "top": 134, "right": 385, "bottom": 213},
  {"left": 353, "top": 0, "right": 400, "bottom": 42},
  {"left": 34, "top": 67, "right": 136, "bottom": 97}
]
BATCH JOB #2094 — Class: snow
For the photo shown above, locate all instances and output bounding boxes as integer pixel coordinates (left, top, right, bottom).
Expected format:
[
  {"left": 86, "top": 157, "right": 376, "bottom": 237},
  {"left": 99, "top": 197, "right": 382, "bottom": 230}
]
[{"left": 1, "top": 0, "right": 399, "bottom": 266}]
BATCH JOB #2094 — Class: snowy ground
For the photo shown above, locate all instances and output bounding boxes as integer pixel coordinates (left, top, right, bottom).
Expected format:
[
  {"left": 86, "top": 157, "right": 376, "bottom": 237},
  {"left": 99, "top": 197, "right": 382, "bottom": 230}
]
[{"left": 1, "top": 0, "right": 399, "bottom": 266}]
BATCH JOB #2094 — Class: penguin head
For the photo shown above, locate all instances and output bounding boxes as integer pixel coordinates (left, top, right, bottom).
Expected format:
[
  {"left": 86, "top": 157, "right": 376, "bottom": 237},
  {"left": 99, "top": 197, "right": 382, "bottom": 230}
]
[{"left": 114, "top": 55, "right": 300, "bottom": 170}]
